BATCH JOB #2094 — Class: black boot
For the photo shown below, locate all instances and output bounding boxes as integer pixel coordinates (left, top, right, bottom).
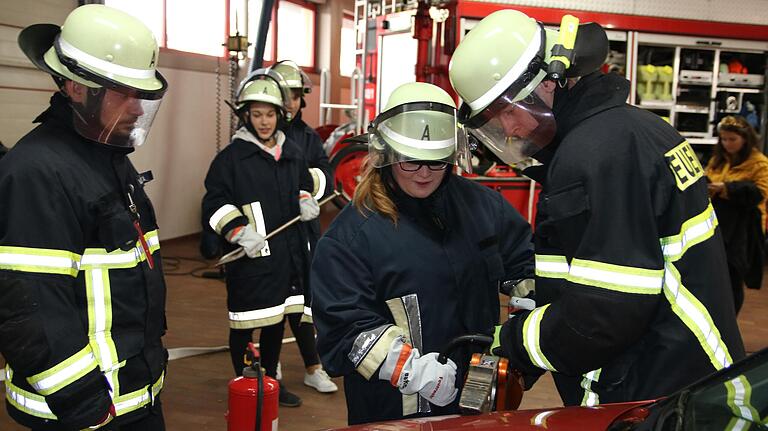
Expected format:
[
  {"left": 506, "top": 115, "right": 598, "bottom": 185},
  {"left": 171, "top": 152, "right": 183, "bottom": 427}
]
[{"left": 278, "top": 382, "right": 302, "bottom": 407}]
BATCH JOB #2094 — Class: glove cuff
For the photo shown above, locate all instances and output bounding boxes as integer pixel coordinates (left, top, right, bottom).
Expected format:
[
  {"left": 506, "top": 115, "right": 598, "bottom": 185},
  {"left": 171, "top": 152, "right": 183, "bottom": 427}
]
[{"left": 225, "top": 225, "right": 245, "bottom": 244}]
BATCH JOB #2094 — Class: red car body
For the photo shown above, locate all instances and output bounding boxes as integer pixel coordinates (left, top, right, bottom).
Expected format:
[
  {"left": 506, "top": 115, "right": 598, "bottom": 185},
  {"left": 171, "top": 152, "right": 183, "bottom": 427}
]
[{"left": 328, "top": 401, "right": 654, "bottom": 431}]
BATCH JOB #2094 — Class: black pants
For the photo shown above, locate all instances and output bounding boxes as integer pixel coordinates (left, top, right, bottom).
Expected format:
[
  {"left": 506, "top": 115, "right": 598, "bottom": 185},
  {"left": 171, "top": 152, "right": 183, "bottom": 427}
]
[
  {"left": 729, "top": 265, "right": 745, "bottom": 315},
  {"left": 230, "top": 313, "right": 320, "bottom": 377}
]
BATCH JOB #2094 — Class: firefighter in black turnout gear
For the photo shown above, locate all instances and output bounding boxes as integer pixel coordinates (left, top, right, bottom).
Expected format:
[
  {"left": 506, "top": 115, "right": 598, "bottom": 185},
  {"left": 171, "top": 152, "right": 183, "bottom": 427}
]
[
  {"left": 202, "top": 71, "right": 328, "bottom": 407},
  {"left": 450, "top": 9, "right": 746, "bottom": 410},
  {"left": 0, "top": 5, "right": 168, "bottom": 430},
  {"left": 310, "top": 82, "right": 534, "bottom": 425},
  {"left": 272, "top": 60, "right": 333, "bottom": 252}
]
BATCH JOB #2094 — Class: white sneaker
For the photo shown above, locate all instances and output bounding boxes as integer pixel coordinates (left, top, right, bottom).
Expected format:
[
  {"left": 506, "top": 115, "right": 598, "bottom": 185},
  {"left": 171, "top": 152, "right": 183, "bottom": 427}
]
[{"left": 304, "top": 368, "right": 338, "bottom": 393}]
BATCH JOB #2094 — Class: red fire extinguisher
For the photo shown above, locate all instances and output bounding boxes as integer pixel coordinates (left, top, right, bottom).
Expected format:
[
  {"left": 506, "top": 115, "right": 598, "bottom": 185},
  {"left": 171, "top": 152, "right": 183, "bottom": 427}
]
[{"left": 227, "top": 342, "right": 279, "bottom": 431}]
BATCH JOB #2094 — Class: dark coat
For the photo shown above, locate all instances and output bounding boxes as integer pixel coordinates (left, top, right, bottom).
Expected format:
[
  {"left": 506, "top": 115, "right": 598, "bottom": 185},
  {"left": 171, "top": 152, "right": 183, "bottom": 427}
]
[
  {"left": 0, "top": 93, "right": 166, "bottom": 429},
  {"left": 311, "top": 174, "right": 534, "bottom": 424},
  {"left": 202, "top": 131, "right": 314, "bottom": 328},
  {"left": 502, "top": 72, "right": 745, "bottom": 407}
]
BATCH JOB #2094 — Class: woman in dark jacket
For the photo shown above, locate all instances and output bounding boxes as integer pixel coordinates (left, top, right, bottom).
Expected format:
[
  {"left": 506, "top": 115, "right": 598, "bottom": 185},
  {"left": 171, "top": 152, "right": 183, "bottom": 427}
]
[
  {"left": 201, "top": 73, "right": 323, "bottom": 406},
  {"left": 310, "top": 82, "right": 534, "bottom": 425},
  {"left": 706, "top": 115, "right": 768, "bottom": 313}
]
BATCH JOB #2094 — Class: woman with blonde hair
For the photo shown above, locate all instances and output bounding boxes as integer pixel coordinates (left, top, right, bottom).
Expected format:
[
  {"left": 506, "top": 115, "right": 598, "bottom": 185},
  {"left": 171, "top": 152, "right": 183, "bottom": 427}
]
[
  {"left": 310, "top": 82, "right": 534, "bottom": 424},
  {"left": 706, "top": 115, "right": 768, "bottom": 313}
]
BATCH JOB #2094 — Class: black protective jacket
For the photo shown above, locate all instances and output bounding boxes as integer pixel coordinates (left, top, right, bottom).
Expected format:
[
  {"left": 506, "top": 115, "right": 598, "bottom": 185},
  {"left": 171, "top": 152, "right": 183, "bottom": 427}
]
[
  {"left": 500, "top": 72, "right": 745, "bottom": 406},
  {"left": 202, "top": 130, "right": 314, "bottom": 329},
  {"left": 311, "top": 174, "right": 534, "bottom": 424},
  {"left": 282, "top": 114, "right": 332, "bottom": 259},
  {"left": 0, "top": 93, "right": 167, "bottom": 430}
]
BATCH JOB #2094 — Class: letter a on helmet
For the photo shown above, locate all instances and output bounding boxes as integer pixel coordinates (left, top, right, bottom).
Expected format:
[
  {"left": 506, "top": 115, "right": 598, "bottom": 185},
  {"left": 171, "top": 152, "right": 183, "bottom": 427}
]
[{"left": 367, "top": 82, "right": 472, "bottom": 173}]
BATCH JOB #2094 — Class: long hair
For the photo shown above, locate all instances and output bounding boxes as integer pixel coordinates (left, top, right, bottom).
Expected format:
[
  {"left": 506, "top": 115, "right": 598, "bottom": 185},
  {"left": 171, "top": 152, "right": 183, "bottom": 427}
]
[
  {"left": 710, "top": 115, "right": 760, "bottom": 170},
  {"left": 352, "top": 157, "right": 399, "bottom": 224}
]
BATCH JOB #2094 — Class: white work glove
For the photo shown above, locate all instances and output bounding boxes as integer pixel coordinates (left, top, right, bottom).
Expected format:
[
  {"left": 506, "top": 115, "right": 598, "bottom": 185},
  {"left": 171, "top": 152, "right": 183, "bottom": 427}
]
[
  {"left": 226, "top": 225, "right": 266, "bottom": 258},
  {"left": 378, "top": 337, "right": 458, "bottom": 406},
  {"left": 299, "top": 190, "right": 320, "bottom": 221}
]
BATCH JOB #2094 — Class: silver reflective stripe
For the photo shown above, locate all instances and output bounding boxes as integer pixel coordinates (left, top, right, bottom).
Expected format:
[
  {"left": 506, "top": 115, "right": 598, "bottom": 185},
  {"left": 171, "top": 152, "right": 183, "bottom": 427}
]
[
  {"left": 522, "top": 304, "right": 557, "bottom": 372},
  {"left": 0, "top": 246, "right": 80, "bottom": 277},
  {"left": 58, "top": 38, "right": 156, "bottom": 79},
  {"left": 568, "top": 259, "right": 663, "bottom": 295},
  {"left": 725, "top": 375, "right": 759, "bottom": 424},
  {"left": 350, "top": 325, "right": 405, "bottom": 380},
  {"left": 242, "top": 202, "right": 271, "bottom": 257},
  {"left": 661, "top": 203, "right": 718, "bottom": 262},
  {"left": 27, "top": 346, "right": 98, "bottom": 396},
  {"left": 386, "top": 295, "right": 429, "bottom": 416},
  {"left": 534, "top": 254, "right": 569, "bottom": 279},
  {"left": 5, "top": 367, "right": 56, "bottom": 419},
  {"left": 663, "top": 262, "right": 731, "bottom": 369},
  {"left": 229, "top": 295, "right": 305, "bottom": 329},
  {"left": 87, "top": 268, "right": 119, "bottom": 371},
  {"left": 113, "top": 372, "right": 164, "bottom": 416},
  {"left": 580, "top": 369, "right": 601, "bottom": 407},
  {"left": 80, "top": 230, "right": 160, "bottom": 270},
  {"left": 209, "top": 204, "right": 243, "bottom": 234},
  {"left": 309, "top": 168, "right": 327, "bottom": 200}
]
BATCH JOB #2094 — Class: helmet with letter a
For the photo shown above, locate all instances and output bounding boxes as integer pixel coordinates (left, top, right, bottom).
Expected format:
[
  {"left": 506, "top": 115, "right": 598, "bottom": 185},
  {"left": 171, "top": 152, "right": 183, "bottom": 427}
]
[
  {"left": 18, "top": 4, "right": 168, "bottom": 148},
  {"left": 449, "top": 9, "right": 608, "bottom": 164},
  {"left": 367, "top": 82, "right": 471, "bottom": 172}
]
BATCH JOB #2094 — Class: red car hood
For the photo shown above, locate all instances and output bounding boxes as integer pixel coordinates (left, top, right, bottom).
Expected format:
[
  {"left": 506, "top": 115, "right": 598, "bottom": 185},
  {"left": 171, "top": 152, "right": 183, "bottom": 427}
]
[{"left": 327, "top": 401, "right": 653, "bottom": 431}]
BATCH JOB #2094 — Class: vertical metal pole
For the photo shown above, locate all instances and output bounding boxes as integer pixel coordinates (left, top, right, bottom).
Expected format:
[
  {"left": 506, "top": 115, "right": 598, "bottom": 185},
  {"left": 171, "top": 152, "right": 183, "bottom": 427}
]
[{"left": 250, "top": 0, "right": 276, "bottom": 73}]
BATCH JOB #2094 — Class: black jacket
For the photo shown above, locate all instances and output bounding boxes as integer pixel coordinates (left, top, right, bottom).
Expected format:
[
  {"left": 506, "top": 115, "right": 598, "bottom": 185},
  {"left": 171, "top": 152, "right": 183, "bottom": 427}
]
[
  {"left": 202, "top": 130, "right": 314, "bottom": 329},
  {"left": 502, "top": 72, "right": 745, "bottom": 406},
  {"left": 0, "top": 93, "right": 167, "bottom": 430},
  {"left": 311, "top": 174, "right": 534, "bottom": 424}
]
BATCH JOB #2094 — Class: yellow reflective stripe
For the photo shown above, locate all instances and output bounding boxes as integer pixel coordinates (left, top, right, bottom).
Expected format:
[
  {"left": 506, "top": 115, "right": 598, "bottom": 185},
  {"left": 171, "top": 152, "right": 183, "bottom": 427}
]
[
  {"left": 113, "top": 372, "right": 164, "bottom": 416},
  {"left": 725, "top": 375, "right": 760, "bottom": 424},
  {"left": 522, "top": 304, "right": 557, "bottom": 372},
  {"left": 725, "top": 418, "right": 751, "bottom": 431},
  {"left": 568, "top": 259, "right": 663, "bottom": 295},
  {"left": 5, "top": 367, "right": 57, "bottom": 420},
  {"left": 663, "top": 262, "right": 732, "bottom": 369},
  {"left": 660, "top": 203, "right": 718, "bottom": 262},
  {"left": 580, "top": 368, "right": 601, "bottom": 407},
  {"left": 535, "top": 254, "right": 569, "bottom": 279},
  {"left": 26, "top": 346, "right": 98, "bottom": 396},
  {"left": 87, "top": 268, "right": 119, "bottom": 371},
  {"left": 309, "top": 167, "right": 327, "bottom": 200},
  {"left": 228, "top": 295, "right": 305, "bottom": 329},
  {"left": 80, "top": 230, "right": 160, "bottom": 270},
  {"left": 209, "top": 204, "right": 243, "bottom": 234},
  {"left": 0, "top": 246, "right": 80, "bottom": 277}
]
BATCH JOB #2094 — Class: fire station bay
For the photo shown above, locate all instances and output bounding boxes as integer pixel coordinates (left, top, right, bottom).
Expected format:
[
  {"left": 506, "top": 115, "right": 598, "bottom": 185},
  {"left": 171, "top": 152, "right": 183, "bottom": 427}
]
[{"left": 1, "top": 1, "right": 768, "bottom": 430}]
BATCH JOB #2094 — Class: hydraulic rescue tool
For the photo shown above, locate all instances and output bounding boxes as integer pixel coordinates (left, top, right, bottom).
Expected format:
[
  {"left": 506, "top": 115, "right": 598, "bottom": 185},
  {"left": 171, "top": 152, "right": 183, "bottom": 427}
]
[
  {"left": 216, "top": 190, "right": 341, "bottom": 266},
  {"left": 227, "top": 343, "right": 279, "bottom": 431},
  {"left": 439, "top": 334, "right": 524, "bottom": 414}
]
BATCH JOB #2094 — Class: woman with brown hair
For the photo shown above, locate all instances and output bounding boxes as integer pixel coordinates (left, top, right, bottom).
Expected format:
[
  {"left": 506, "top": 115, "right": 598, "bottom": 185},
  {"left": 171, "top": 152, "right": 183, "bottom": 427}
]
[
  {"left": 310, "top": 82, "right": 534, "bottom": 425},
  {"left": 705, "top": 115, "right": 768, "bottom": 314}
]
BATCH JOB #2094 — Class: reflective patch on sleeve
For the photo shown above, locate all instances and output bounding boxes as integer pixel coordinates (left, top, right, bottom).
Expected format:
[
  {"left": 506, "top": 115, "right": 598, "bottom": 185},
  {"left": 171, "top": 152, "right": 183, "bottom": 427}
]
[
  {"left": 665, "top": 140, "right": 704, "bottom": 191},
  {"left": 568, "top": 258, "right": 663, "bottom": 295},
  {"left": 309, "top": 168, "right": 327, "bottom": 200},
  {"left": 209, "top": 204, "right": 243, "bottom": 234},
  {"left": 535, "top": 254, "right": 569, "bottom": 279}
]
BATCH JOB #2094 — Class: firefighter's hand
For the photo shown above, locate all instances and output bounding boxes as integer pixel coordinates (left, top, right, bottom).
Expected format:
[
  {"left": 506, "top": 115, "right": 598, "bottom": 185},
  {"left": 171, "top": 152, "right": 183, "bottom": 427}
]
[
  {"left": 299, "top": 190, "right": 320, "bottom": 221},
  {"left": 379, "top": 337, "right": 458, "bottom": 406},
  {"left": 226, "top": 225, "right": 265, "bottom": 258}
]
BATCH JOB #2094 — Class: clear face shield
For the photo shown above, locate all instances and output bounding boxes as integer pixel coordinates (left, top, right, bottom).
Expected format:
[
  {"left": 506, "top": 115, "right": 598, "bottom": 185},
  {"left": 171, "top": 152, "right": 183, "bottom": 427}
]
[
  {"left": 54, "top": 38, "right": 166, "bottom": 148},
  {"left": 465, "top": 92, "right": 556, "bottom": 165},
  {"left": 367, "top": 102, "right": 472, "bottom": 174}
]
